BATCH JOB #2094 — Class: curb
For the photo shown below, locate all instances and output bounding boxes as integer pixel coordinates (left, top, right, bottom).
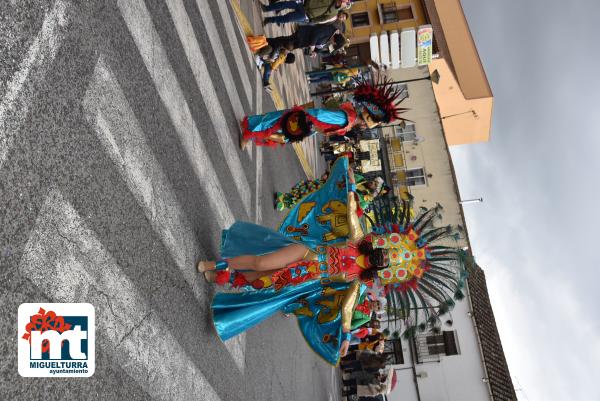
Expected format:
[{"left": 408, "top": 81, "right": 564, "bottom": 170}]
[{"left": 230, "top": 0, "right": 314, "bottom": 179}]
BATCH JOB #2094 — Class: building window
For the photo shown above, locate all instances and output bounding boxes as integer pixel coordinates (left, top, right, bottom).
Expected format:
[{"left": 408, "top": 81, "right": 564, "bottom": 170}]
[
  {"left": 404, "top": 167, "right": 426, "bottom": 186},
  {"left": 381, "top": 338, "right": 404, "bottom": 364},
  {"left": 415, "top": 330, "right": 460, "bottom": 363},
  {"left": 380, "top": 3, "right": 415, "bottom": 24},
  {"left": 392, "top": 83, "right": 409, "bottom": 99},
  {"left": 394, "top": 122, "right": 416, "bottom": 142},
  {"left": 351, "top": 12, "right": 370, "bottom": 28},
  {"left": 425, "top": 331, "right": 459, "bottom": 356}
]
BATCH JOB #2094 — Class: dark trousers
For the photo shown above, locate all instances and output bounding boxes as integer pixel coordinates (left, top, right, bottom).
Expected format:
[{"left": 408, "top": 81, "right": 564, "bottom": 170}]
[
  {"left": 308, "top": 71, "right": 335, "bottom": 83},
  {"left": 267, "top": 35, "right": 297, "bottom": 51},
  {"left": 262, "top": 64, "right": 273, "bottom": 86},
  {"left": 264, "top": 1, "right": 308, "bottom": 24}
]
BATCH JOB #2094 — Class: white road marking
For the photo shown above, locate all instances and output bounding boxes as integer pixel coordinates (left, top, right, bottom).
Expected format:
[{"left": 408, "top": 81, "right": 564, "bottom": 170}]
[
  {"left": 193, "top": 0, "right": 251, "bottom": 161},
  {"left": 0, "top": 0, "right": 70, "bottom": 169},
  {"left": 165, "top": 0, "right": 252, "bottom": 214},
  {"left": 193, "top": 0, "right": 248, "bottom": 117},
  {"left": 19, "top": 189, "right": 223, "bottom": 401},
  {"left": 117, "top": 0, "right": 236, "bottom": 226},
  {"left": 254, "top": 73, "right": 263, "bottom": 222},
  {"left": 255, "top": 146, "right": 263, "bottom": 223},
  {"left": 212, "top": 0, "right": 253, "bottom": 108},
  {"left": 83, "top": 57, "right": 246, "bottom": 372}
]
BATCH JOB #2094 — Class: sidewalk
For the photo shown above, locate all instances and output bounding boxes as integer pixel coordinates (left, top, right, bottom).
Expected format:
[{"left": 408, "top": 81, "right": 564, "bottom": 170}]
[{"left": 230, "top": 0, "right": 322, "bottom": 179}]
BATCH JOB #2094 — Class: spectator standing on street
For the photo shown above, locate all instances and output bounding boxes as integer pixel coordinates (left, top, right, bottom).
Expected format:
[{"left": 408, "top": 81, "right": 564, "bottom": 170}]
[
  {"left": 247, "top": 35, "right": 297, "bottom": 92},
  {"left": 307, "top": 66, "right": 361, "bottom": 85},
  {"left": 263, "top": 23, "right": 346, "bottom": 58},
  {"left": 261, "top": 0, "right": 351, "bottom": 26}
]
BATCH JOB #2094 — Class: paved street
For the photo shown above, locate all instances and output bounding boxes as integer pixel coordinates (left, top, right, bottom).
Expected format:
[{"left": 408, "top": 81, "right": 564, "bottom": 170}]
[{"left": 0, "top": 1, "right": 338, "bottom": 400}]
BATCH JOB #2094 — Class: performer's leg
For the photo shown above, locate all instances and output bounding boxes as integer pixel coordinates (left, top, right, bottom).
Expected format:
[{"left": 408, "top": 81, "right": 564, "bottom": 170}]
[{"left": 227, "top": 243, "right": 308, "bottom": 271}]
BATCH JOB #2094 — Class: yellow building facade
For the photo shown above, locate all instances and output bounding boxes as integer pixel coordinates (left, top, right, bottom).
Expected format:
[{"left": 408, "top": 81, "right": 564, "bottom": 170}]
[
  {"left": 345, "top": 0, "right": 427, "bottom": 64},
  {"left": 345, "top": 0, "right": 427, "bottom": 43},
  {"left": 345, "top": 0, "right": 493, "bottom": 145}
]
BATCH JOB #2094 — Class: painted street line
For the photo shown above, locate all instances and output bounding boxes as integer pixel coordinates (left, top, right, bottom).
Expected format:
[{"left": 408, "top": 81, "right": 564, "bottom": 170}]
[
  {"left": 193, "top": 0, "right": 248, "bottom": 118},
  {"left": 165, "top": 0, "right": 252, "bottom": 215},
  {"left": 212, "top": 0, "right": 254, "bottom": 105},
  {"left": 0, "top": 0, "right": 71, "bottom": 170},
  {"left": 19, "top": 189, "right": 223, "bottom": 401},
  {"left": 83, "top": 57, "right": 246, "bottom": 371},
  {"left": 254, "top": 72, "right": 263, "bottom": 222},
  {"left": 117, "top": 0, "right": 237, "bottom": 226}
]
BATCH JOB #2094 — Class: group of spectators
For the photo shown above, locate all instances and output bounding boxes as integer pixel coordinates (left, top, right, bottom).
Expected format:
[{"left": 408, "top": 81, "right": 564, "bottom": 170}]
[
  {"left": 341, "top": 295, "right": 394, "bottom": 400},
  {"left": 248, "top": 0, "right": 355, "bottom": 91}
]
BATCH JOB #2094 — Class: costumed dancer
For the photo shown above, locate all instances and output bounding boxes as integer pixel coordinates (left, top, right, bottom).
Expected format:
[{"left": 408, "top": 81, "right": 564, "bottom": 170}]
[
  {"left": 197, "top": 156, "right": 469, "bottom": 366},
  {"left": 274, "top": 172, "right": 385, "bottom": 212},
  {"left": 240, "top": 76, "right": 409, "bottom": 148},
  {"left": 355, "top": 175, "right": 385, "bottom": 210},
  {"left": 274, "top": 172, "right": 329, "bottom": 211}
]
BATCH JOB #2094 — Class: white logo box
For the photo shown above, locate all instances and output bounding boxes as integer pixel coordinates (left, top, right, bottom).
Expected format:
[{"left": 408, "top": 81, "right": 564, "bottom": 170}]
[{"left": 18, "top": 303, "right": 95, "bottom": 377}]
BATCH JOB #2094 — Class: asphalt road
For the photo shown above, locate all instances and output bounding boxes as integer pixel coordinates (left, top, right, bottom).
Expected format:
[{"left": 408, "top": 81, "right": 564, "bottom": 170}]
[{"left": 0, "top": 1, "right": 339, "bottom": 400}]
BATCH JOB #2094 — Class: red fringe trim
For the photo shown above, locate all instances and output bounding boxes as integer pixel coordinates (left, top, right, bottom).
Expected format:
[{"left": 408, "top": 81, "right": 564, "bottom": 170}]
[{"left": 215, "top": 270, "right": 231, "bottom": 286}]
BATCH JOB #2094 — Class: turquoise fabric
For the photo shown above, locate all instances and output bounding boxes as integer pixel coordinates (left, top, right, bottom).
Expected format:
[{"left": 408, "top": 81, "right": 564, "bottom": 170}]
[
  {"left": 246, "top": 110, "right": 286, "bottom": 133},
  {"left": 212, "top": 155, "right": 366, "bottom": 365},
  {"left": 278, "top": 156, "right": 350, "bottom": 249},
  {"left": 220, "top": 221, "right": 303, "bottom": 258},
  {"left": 245, "top": 107, "right": 348, "bottom": 134},
  {"left": 212, "top": 280, "right": 367, "bottom": 365},
  {"left": 305, "top": 107, "right": 349, "bottom": 127}
]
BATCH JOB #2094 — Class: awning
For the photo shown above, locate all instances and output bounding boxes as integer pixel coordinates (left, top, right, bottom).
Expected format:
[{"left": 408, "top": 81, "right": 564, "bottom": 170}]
[
  {"left": 369, "top": 33, "right": 380, "bottom": 66},
  {"left": 390, "top": 30, "right": 400, "bottom": 69},
  {"left": 379, "top": 31, "right": 390, "bottom": 68},
  {"left": 400, "top": 28, "right": 416, "bottom": 68}
]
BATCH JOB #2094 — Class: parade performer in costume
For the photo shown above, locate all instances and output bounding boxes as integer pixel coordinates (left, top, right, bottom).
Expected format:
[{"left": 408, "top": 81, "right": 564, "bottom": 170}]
[
  {"left": 240, "top": 76, "right": 408, "bottom": 148},
  {"left": 198, "top": 156, "right": 469, "bottom": 365},
  {"left": 274, "top": 172, "right": 329, "bottom": 211},
  {"left": 274, "top": 172, "right": 384, "bottom": 212}
]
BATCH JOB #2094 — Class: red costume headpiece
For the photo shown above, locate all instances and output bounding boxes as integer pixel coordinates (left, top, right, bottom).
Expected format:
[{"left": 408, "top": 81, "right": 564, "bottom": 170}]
[{"left": 352, "top": 76, "right": 410, "bottom": 124}]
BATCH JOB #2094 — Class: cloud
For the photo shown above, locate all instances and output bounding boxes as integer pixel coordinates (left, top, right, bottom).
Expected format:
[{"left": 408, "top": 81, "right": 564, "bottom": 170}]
[{"left": 484, "top": 254, "right": 600, "bottom": 401}]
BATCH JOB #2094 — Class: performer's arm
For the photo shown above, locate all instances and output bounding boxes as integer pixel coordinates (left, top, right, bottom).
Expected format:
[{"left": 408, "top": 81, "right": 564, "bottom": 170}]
[
  {"left": 339, "top": 281, "right": 361, "bottom": 357},
  {"left": 346, "top": 168, "right": 364, "bottom": 241},
  {"left": 341, "top": 281, "right": 361, "bottom": 332},
  {"left": 267, "top": 133, "right": 287, "bottom": 143}
]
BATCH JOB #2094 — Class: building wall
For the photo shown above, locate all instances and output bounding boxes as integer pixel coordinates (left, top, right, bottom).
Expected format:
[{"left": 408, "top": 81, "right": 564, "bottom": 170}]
[
  {"left": 428, "top": 59, "right": 493, "bottom": 145},
  {"left": 381, "top": 67, "right": 491, "bottom": 401},
  {"left": 345, "top": 0, "right": 427, "bottom": 44}
]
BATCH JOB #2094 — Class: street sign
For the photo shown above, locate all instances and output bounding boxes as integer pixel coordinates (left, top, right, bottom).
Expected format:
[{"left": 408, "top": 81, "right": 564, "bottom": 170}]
[{"left": 417, "top": 25, "right": 433, "bottom": 66}]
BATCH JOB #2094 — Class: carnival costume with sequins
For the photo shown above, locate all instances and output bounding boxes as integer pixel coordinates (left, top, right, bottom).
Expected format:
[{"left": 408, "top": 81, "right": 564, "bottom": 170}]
[
  {"left": 213, "top": 117, "right": 469, "bottom": 366},
  {"left": 241, "top": 76, "right": 409, "bottom": 147},
  {"left": 275, "top": 177, "right": 325, "bottom": 210}
]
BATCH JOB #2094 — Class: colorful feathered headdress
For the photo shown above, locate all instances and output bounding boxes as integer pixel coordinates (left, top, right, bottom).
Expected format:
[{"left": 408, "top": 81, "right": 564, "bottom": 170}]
[
  {"left": 368, "top": 199, "right": 471, "bottom": 338},
  {"left": 352, "top": 76, "right": 410, "bottom": 124}
]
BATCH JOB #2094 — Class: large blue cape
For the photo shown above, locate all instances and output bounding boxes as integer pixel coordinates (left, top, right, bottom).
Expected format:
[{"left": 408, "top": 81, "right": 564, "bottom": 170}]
[
  {"left": 278, "top": 156, "right": 350, "bottom": 249},
  {"left": 213, "top": 279, "right": 367, "bottom": 365},
  {"left": 213, "top": 157, "right": 365, "bottom": 365}
]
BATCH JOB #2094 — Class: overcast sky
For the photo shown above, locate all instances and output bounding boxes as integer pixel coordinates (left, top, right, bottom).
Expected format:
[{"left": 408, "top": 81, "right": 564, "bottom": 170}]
[{"left": 451, "top": 1, "right": 600, "bottom": 400}]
